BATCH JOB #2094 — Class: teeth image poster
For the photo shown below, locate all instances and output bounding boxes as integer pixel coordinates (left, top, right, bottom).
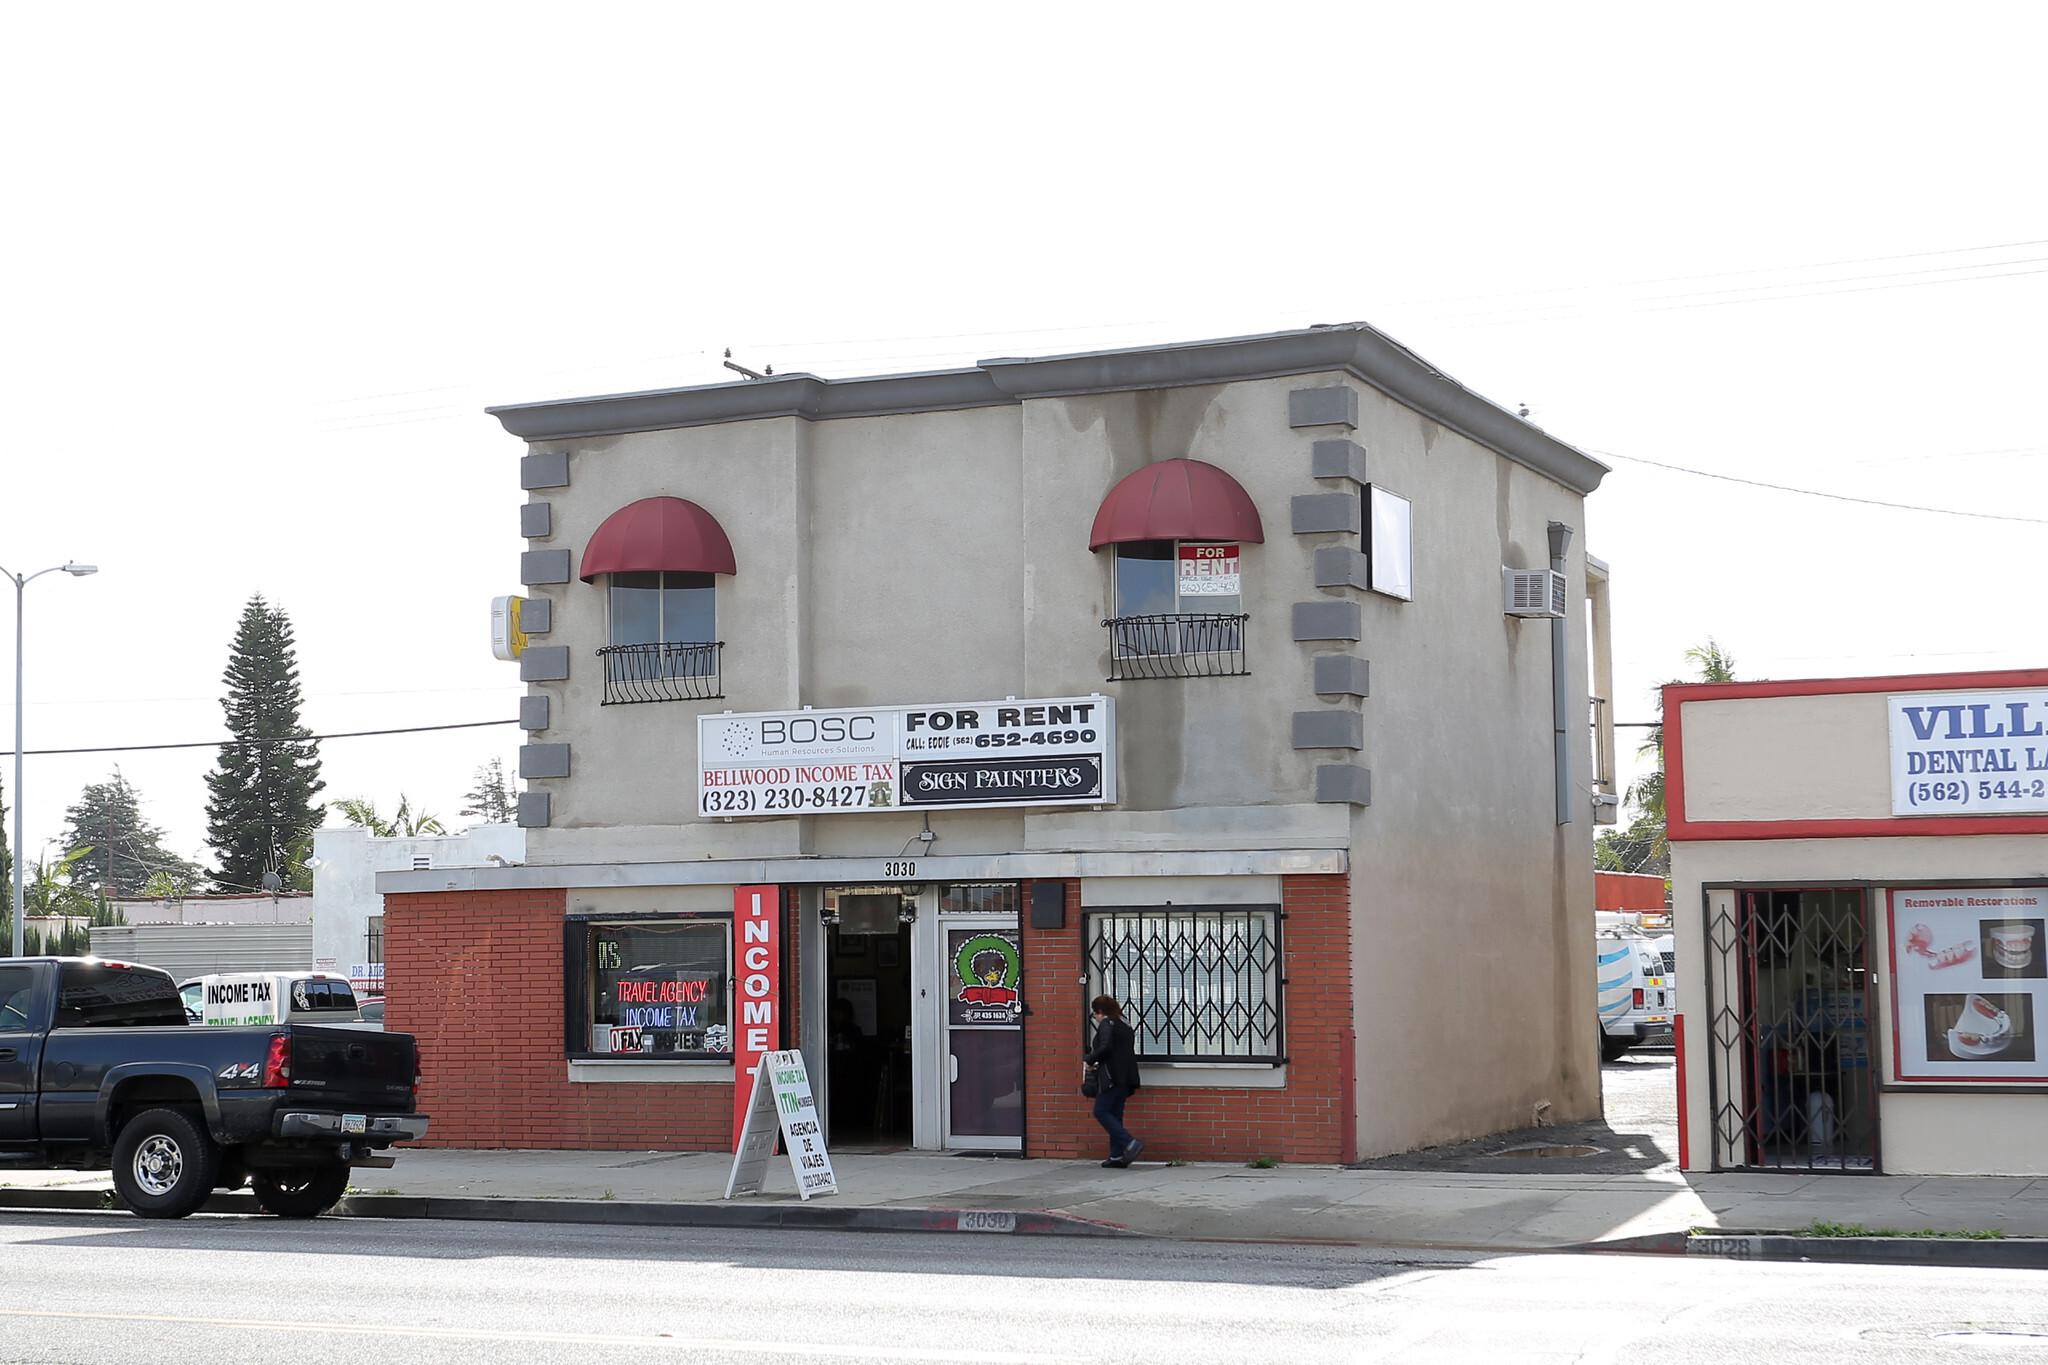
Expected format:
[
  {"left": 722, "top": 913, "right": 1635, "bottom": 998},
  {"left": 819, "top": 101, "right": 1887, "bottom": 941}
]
[{"left": 1889, "top": 888, "right": 2047, "bottom": 1082}]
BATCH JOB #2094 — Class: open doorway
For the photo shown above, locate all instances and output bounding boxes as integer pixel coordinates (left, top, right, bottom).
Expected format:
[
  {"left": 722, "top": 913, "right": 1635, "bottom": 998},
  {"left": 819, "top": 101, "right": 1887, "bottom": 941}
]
[{"left": 822, "top": 888, "right": 913, "bottom": 1149}]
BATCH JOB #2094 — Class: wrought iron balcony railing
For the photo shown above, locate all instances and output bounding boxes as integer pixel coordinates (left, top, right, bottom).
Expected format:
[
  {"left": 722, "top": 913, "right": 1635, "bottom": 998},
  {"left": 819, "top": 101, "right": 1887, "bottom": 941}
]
[
  {"left": 596, "top": 641, "right": 724, "bottom": 705},
  {"left": 1103, "top": 612, "right": 1249, "bottom": 680}
]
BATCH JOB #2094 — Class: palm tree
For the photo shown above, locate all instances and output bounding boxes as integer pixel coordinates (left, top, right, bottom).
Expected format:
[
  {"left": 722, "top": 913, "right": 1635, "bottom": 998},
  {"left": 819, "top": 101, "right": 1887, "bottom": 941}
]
[
  {"left": 334, "top": 795, "right": 447, "bottom": 838},
  {"left": 1597, "top": 639, "right": 1742, "bottom": 875}
]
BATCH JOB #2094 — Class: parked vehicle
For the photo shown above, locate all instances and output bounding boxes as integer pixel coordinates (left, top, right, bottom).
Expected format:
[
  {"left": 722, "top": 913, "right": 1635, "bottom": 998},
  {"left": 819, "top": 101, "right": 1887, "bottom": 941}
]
[
  {"left": 179, "top": 971, "right": 366, "bottom": 1028},
  {"left": 1597, "top": 920, "right": 1675, "bottom": 1061},
  {"left": 0, "top": 957, "right": 427, "bottom": 1219}
]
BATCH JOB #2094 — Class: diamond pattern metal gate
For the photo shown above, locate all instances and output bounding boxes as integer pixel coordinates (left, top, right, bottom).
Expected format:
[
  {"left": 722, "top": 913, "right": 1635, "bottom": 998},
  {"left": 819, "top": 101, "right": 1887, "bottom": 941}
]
[
  {"left": 1083, "top": 907, "right": 1283, "bottom": 1062},
  {"left": 1705, "top": 888, "right": 1877, "bottom": 1171}
]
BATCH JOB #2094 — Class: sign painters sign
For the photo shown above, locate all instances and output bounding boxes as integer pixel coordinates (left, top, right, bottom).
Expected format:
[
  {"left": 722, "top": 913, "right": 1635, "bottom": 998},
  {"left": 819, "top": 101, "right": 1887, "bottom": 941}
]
[
  {"left": 698, "top": 696, "right": 1116, "bottom": 819},
  {"left": 1889, "top": 688, "right": 2048, "bottom": 816},
  {"left": 731, "top": 885, "right": 780, "bottom": 1147},
  {"left": 723, "top": 1048, "right": 838, "bottom": 1200}
]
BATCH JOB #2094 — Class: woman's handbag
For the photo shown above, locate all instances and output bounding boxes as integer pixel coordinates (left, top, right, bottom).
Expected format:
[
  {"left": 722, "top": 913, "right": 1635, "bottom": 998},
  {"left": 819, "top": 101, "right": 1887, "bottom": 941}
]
[{"left": 1081, "top": 1066, "right": 1100, "bottom": 1099}]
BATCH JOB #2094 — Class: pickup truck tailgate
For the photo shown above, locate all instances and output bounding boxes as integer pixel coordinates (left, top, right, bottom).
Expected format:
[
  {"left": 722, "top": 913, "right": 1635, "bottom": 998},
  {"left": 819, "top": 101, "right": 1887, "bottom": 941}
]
[{"left": 287, "top": 1025, "right": 417, "bottom": 1108}]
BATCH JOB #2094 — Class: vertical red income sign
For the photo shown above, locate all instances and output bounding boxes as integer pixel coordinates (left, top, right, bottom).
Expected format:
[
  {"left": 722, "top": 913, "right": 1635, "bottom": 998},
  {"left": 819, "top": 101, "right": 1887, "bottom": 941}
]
[{"left": 732, "top": 884, "right": 781, "bottom": 1148}]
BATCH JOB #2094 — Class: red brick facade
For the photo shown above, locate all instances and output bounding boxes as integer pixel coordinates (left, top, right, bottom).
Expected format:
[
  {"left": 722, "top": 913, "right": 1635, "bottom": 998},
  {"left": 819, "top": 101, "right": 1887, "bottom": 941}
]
[
  {"left": 1019, "top": 874, "right": 1354, "bottom": 1164},
  {"left": 387, "top": 874, "right": 1351, "bottom": 1160}
]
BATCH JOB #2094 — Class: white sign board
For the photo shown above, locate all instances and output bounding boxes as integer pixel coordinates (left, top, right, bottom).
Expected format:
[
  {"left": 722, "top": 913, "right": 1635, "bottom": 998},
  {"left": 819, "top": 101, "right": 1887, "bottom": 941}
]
[
  {"left": 723, "top": 1049, "right": 837, "bottom": 1200},
  {"left": 1889, "top": 688, "right": 2048, "bottom": 816},
  {"left": 1888, "top": 888, "right": 2047, "bottom": 1082},
  {"left": 699, "top": 697, "right": 1115, "bottom": 819},
  {"left": 200, "top": 974, "right": 280, "bottom": 1027}
]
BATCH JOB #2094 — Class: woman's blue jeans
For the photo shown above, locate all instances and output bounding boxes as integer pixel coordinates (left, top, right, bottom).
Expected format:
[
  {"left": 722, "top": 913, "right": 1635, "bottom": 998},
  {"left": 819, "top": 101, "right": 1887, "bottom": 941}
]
[{"left": 1092, "top": 1083, "right": 1134, "bottom": 1159}]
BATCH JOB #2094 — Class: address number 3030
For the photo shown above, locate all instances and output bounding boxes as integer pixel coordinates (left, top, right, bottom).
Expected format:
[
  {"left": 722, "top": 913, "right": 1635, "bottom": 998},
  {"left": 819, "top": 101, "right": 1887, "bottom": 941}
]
[{"left": 884, "top": 861, "right": 917, "bottom": 878}]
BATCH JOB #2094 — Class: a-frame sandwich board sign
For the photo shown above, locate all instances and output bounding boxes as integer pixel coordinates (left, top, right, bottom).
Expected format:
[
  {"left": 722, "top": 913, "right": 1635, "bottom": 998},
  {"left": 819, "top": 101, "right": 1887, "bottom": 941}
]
[{"left": 723, "top": 1048, "right": 837, "bottom": 1200}]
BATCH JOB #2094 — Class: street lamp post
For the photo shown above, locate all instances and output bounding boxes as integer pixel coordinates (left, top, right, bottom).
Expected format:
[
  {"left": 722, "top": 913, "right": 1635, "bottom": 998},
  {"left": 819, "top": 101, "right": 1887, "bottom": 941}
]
[{"left": 5, "top": 561, "right": 98, "bottom": 958}]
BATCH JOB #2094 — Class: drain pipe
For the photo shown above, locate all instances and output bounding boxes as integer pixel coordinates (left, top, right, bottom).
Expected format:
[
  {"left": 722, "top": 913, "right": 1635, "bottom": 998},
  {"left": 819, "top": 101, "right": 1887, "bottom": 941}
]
[{"left": 1548, "top": 521, "right": 1574, "bottom": 825}]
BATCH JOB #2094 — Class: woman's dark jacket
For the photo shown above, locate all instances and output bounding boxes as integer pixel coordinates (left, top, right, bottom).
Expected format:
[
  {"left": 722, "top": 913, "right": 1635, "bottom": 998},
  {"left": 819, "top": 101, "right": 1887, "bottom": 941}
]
[{"left": 1084, "top": 1018, "right": 1142, "bottom": 1092}]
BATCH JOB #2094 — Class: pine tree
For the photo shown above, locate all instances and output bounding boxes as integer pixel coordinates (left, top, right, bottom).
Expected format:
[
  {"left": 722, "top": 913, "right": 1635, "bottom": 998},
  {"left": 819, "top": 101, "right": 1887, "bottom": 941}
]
[
  {"left": 203, "top": 596, "right": 325, "bottom": 892},
  {"left": 62, "top": 770, "right": 204, "bottom": 898},
  {"left": 459, "top": 757, "right": 517, "bottom": 824}
]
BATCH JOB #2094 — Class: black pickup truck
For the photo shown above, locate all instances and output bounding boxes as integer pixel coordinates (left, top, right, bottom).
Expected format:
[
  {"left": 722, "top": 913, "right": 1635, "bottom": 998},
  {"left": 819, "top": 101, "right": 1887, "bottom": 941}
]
[{"left": 0, "top": 957, "right": 429, "bottom": 1219}]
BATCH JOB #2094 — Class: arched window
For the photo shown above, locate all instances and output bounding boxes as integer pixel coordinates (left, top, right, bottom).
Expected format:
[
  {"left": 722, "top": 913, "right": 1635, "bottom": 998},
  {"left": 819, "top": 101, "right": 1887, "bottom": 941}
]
[
  {"left": 581, "top": 497, "right": 735, "bottom": 702},
  {"left": 1090, "top": 460, "right": 1261, "bottom": 678}
]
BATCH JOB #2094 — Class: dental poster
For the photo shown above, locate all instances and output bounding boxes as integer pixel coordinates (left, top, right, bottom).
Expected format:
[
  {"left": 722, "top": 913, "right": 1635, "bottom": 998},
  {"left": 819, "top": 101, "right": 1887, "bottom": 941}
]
[{"left": 1889, "top": 888, "right": 2047, "bottom": 1082}]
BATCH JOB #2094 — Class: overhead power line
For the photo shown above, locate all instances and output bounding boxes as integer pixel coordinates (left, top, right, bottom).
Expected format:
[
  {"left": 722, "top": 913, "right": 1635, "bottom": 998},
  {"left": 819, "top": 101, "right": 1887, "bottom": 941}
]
[
  {"left": 1594, "top": 450, "right": 2048, "bottom": 525},
  {"left": 0, "top": 718, "right": 518, "bottom": 760}
]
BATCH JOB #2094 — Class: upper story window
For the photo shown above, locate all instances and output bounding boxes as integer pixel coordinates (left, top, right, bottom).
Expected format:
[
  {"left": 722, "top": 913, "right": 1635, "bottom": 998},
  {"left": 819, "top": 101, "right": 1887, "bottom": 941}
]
[
  {"left": 1090, "top": 460, "right": 1262, "bottom": 681},
  {"left": 581, "top": 497, "right": 735, "bottom": 704}
]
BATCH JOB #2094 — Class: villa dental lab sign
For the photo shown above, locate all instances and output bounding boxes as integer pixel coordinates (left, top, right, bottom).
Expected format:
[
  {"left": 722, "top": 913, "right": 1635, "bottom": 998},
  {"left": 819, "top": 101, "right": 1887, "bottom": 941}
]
[
  {"left": 1890, "top": 687, "right": 2048, "bottom": 816},
  {"left": 698, "top": 696, "right": 1116, "bottom": 818}
]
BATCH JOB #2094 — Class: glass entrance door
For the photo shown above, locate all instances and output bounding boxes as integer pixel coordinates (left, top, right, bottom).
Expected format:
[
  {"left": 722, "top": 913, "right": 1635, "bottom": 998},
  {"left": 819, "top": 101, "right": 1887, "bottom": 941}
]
[{"left": 939, "top": 894, "right": 1025, "bottom": 1152}]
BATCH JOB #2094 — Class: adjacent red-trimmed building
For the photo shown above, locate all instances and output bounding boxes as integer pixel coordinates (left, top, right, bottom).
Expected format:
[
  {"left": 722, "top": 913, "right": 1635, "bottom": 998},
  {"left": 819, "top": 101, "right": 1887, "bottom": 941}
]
[
  {"left": 1666, "top": 668, "right": 2048, "bottom": 1176},
  {"left": 381, "top": 323, "right": 1617, "bottom": 1162}
]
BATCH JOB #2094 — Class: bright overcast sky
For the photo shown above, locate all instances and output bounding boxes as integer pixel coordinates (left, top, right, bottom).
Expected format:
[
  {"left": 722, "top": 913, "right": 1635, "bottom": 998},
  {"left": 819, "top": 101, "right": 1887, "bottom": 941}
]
[{"left": 4, "top": 3, "right": 2044, "bottom": 873}]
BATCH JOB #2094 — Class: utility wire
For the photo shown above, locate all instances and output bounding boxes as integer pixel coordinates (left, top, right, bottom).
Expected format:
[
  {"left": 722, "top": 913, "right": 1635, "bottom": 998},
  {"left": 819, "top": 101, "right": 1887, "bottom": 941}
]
[
  {"left": 1593, "top": 449, "right": 2048, "bottom": 525},
  {"left": 0, "top": 717, "right": 518, "bottom": 759}
]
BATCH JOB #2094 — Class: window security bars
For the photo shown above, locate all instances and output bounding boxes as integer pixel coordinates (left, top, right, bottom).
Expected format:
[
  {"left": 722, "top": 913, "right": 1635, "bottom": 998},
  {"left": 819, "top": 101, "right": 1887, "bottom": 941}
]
[
  {"left": 1706, "top": 888, "right": 1876, "bottom": 1172},
  {"left": 1102, "top": 613, "right": 1249, "bottom": 680},
  {"left": 365, "top": 917, "right": 385, "bottom": 967},
  {"left": 1084, "top": 906, "right": 1283, "bottom": 1062},
  {"left": 596, "top": 641, "right": 724, "bottom": 704}
]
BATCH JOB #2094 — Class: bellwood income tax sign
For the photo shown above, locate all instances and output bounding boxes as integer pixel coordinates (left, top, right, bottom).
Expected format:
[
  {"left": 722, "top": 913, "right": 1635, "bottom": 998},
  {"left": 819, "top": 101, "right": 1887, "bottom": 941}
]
[
  {"left": 1890, "top": 688, "right": 2048, "bottom": 816},
  {"left": 698, "top": 697, "right": 1116, "bottom": 817}
]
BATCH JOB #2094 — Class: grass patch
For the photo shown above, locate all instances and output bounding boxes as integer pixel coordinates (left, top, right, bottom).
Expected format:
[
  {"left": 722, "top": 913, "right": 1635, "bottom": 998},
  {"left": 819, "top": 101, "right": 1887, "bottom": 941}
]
[
  {"left": 1245, "top": 1156, "right": 1278, "bottom": 1170},
  {"left": 1801, "top": 1220, "right": 2004, "bottom": 1240},
  {"left": 600, "top": 1189, "right": 616, "bottom": 1201},
  {"left": 1167, "top": 1159, "right": 1190, "bottom": 1168}
]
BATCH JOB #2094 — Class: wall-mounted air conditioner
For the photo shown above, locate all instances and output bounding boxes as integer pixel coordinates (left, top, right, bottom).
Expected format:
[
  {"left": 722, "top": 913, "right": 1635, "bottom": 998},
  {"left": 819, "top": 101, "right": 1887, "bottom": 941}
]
[{"left": 1503, "top": 568, "right": 1567, "bottom": 619}]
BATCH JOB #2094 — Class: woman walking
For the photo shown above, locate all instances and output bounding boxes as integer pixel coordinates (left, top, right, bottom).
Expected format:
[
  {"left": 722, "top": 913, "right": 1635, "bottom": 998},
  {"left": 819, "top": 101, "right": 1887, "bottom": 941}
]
[{"left": 1084, "top": 994, "right": 1144, "bottom": 1167}]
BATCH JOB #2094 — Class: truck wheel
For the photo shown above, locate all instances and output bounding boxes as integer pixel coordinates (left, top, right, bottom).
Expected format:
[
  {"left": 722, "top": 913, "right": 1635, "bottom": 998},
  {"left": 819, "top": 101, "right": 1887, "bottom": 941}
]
[
  {"left": 112, "top": 1108, "right": 221, "bottom": 1219},
  {"left": 250, "top": 1162, "right": 350, "bottom": 1219},
  {"left": 1600, "top": 1033, "right": 1633, "bottom": 1063}
]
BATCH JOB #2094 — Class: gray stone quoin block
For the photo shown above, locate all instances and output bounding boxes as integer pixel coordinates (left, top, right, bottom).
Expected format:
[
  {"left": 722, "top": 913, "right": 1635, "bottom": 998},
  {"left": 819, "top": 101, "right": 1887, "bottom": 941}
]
[
  {"left": 520, "top": 743, "right": 571, "bottom": 780},
  {"left": 521, "top": 502, "right": 553, "bottom": 538},
  {"left": 1288, "top": 386, "right": 1359, "bottom": 430},
  {"left": 1311, "top": 439, "right": 1368, "bottom": 484},
  {"left": 520, "top": 451, "right": 570, "bottom": 489},
  {"left": 519, "top": 646, "right": 570, "bottom": 681},
  {"left": 521, "top": 549, "right": 572, "bottom": 585},
  {"left": 1313, "top": 654, "right": 1370, "bottom": 697},
  {"left": 1292, "top": 710, "right": 1364, "bottom": 750},
  {"left": 1291, "top": 493, "right": 1362, "bottom": 536},
  {"left": 1314, "top": 546, "right": 1371, "bottom": 590},
  {"left": 1292, "top": 600, "right": 1363, "bottom": 642},
  {"left": 1315, "top": 764, "right": 1372, "bottom": 806},
  {"left": 516, "top": 792, "right": 552, "bottom": 828},
  {"left": 519, "top": 597, "right": 552, "bottom": 634},
  {"left": 518, "top": 695, "right": 551, "bottom": 731}
]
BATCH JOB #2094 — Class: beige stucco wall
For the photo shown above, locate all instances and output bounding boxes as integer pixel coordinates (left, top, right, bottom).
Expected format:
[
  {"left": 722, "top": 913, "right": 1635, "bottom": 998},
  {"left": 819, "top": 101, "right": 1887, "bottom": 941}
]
[
  {"left": 508, "top": 367, "right": 1602, "bottom": 1156},
  {"left": 1673, "top": 834, "right": 2048, "bottom": 1175},
  {"left": 1677, "top": 692, "right": 1892, "bottom": 823}
]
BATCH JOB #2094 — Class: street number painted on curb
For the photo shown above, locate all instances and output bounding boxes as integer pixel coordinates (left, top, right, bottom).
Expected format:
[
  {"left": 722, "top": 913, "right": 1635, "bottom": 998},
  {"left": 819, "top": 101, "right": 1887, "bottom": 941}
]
[
  {"left": 1686, "top": 1236, "right": 1762, "bottom": 1259},
  {"left": 958, "top": 1211, "right": 1017, "bottom": 1233}
]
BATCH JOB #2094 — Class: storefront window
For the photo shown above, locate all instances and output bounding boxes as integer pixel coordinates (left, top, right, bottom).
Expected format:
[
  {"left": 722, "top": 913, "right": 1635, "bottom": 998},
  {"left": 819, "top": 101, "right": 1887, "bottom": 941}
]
[
  {"left": 1082, "top": 905, "right": 1283, "bottom": 1063},
  {"left": 569, "top": 917, "right": 732, "bottom": 1057}
]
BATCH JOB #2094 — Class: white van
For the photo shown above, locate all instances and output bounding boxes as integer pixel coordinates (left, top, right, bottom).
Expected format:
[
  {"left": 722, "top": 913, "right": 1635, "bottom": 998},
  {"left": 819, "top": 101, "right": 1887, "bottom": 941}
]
[
  {"left": 179, "top": 971, "right": 366, "bottom": 1028},
  {"left": 1596, "top": 923, "right": 1675, "bottom": 1061}
]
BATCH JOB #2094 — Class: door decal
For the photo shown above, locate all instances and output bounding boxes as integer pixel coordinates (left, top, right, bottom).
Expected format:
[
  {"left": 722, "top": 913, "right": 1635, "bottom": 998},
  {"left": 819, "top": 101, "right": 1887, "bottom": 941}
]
[{"left": 949, "top": 932, "right": 1023, "bottom": 1025}]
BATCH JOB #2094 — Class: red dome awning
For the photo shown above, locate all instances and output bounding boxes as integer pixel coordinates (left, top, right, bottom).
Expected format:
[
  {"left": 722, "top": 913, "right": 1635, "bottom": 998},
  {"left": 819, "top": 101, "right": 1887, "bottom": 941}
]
[
  {"left": 579, "top": 496, "right": 737, "bottom": 581},
  {"left": 1088, "top": 459, "right": 1265, "bottom": 550}
]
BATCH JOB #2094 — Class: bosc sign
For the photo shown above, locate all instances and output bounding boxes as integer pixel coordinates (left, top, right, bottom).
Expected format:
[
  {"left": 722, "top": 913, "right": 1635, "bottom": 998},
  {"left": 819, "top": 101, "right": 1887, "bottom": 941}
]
[
  {"left": 697, "top": 697, "right": 1116, "bottom": 818},
  {"left": 1890, "top": 688, "right": 2048, "bottom": 816}
]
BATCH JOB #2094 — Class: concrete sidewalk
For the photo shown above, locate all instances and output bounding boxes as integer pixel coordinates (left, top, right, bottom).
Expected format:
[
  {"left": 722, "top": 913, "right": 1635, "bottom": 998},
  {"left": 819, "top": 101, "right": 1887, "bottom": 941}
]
[{"left": 5, "top": 1147, "right": 2043, "bottom": 1255}]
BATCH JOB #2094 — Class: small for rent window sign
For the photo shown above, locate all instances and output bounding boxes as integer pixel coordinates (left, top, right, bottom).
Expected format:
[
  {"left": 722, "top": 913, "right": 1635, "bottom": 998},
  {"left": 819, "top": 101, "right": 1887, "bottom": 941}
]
[
  {"left": 1177, "top": 543, "right": 1239, "bottom": 596},
  {"left": 1889, "top": 688, "right": 2048, "bottom": 816}
]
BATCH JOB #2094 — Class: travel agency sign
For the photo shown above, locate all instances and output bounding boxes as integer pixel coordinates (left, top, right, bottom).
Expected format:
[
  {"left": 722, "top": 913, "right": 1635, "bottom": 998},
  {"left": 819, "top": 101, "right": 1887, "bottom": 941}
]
[{"left": 698, "top": 696, "right": 1116, "bottom": 817}]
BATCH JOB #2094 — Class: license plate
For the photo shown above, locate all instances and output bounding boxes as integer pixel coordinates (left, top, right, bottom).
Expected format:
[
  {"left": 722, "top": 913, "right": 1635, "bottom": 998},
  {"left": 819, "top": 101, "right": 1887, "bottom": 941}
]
[{"left": 342, "top": 1114, "right": 367, "bottom": 1134}]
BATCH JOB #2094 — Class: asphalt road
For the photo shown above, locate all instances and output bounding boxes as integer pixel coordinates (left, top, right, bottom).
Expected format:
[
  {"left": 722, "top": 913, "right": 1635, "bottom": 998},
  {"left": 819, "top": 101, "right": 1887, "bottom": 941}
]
[{"left": 2, "top": 1211, "right": 2044, "bottom": 1364}]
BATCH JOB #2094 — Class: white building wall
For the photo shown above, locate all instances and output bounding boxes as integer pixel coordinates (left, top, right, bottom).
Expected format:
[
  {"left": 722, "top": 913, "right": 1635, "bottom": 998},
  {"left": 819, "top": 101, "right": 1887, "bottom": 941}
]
[{"left": 311, "top": 825, "right": 525, "bottom": 988}]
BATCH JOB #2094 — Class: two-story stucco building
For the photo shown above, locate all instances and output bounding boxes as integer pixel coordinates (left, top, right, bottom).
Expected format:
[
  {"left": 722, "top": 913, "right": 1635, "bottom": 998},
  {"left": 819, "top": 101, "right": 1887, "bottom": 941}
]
[{"left": 379, "top": 322, "right": 1615, "bottom": 1162}]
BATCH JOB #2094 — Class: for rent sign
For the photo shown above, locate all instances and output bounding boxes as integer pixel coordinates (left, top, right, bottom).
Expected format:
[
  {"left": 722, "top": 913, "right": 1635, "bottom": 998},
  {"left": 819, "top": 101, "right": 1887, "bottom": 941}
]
[
  {"left": 698, "top": 697, "right": 1116, "bottom": 818},
  {"left": 1889, "top": 688, "right": 2048, "bottom": 816}
]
